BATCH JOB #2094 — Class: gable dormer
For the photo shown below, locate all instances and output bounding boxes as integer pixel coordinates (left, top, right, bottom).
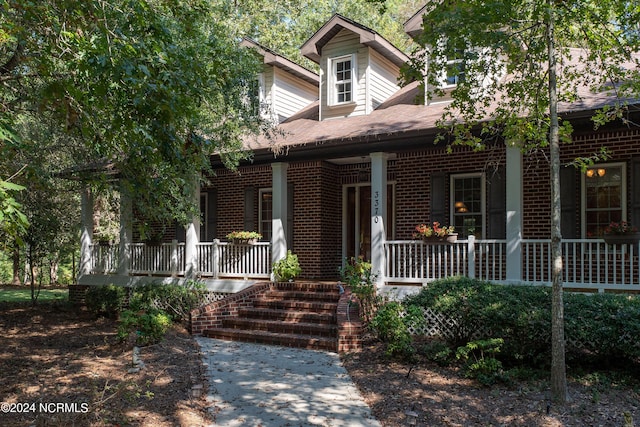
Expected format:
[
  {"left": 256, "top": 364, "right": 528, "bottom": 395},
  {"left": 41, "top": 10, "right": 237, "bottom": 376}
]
[
  {"left": 301, "top": 14, "right": 409, "bottom": 121},
  {"left": 241, "top": 38, "right": 319, "bottom": 124}
]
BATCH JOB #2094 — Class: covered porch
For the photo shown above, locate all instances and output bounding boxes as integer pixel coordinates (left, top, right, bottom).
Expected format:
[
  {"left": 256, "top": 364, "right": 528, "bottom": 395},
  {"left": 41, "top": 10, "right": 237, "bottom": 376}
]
[{"left": 84, "top": 236, "right": 640, "bottom": 294}]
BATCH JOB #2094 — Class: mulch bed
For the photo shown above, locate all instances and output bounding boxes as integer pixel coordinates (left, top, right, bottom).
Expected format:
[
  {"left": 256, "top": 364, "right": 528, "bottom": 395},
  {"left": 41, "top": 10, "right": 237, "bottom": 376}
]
[{"left": 0, "top": 299, "right": 210, "bottom": 427}]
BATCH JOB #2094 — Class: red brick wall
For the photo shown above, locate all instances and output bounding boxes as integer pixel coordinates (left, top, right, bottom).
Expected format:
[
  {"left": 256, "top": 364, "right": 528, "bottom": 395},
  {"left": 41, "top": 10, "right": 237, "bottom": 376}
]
[
  {"left": 206, "top": 127, "right": 640, "bottom": 278},
  {"left": 395, "top": 145, "right": 506, "bottom": 239}
]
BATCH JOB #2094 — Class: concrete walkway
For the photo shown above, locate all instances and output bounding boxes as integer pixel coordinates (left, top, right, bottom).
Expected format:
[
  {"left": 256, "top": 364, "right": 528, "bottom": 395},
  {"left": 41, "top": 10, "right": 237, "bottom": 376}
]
[{"left": 196, "top": 337, "right": 382, "bottom": 427}]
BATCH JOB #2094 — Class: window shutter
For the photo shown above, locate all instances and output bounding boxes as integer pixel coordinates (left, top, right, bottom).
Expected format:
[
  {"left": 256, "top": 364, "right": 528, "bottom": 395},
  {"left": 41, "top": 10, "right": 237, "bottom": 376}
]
[
  {"left": 487, "top": 168, "right": 506, "bottom": 239},
  {"left": 631, "top": 159, "right": 640, "bottom": 227},
  {"left": 244, "top": 186, "right": 255, "bottom": 231},
  {"left": 560, "top": 167, "right": 577, "bottom": 238},
  {"left": 175, "top": 221, "right": 186, "bottom": 242},
  {"left": 207, "top": 189, "right": 217, "bottom": 241},
  {"left": 430, "top": 173, "right": 446, "bottom": 224},
  {"left": 287, "top": 184, "right": 294, "bottom": 249}
]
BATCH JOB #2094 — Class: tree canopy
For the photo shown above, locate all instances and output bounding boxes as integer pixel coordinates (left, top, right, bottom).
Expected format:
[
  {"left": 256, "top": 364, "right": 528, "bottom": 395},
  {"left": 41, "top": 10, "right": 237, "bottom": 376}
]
[
  {"left": 1, "top": 0, "right": 268, "bottom": 229},
  {"left": 402, "top": 0, "right": 640, "bottom": 404}
]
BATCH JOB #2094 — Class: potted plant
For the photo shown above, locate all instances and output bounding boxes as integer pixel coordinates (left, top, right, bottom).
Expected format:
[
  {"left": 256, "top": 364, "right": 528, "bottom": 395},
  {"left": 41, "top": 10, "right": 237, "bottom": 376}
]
[
  {"left": 413, "top": 222, "right": 457, "bottom": 243},
  {"left": 272, "top": 250, "right": 301, "bottom": 282},
  {"left": 226, "top": 230, "right": 262, "bottom": 244},
  {"left": 603, "top": 221, "right": 640, "bottom": 245}
]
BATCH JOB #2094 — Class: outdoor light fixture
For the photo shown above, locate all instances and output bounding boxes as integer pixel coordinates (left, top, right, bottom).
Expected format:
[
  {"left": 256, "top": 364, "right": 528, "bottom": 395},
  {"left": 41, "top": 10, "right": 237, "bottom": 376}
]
[
  {"left": 455, "top": 201, "right": 468, "bottom": 213},
  {"left": 586, "top": 168, "right": 607, "bottom": 178}
]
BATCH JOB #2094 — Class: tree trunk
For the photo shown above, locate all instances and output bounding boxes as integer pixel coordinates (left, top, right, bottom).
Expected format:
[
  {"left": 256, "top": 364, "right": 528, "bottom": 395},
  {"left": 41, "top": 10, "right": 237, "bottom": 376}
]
[
  {"left": 547, "top": 0, "right": 569, "bottom": 404},
  {"left": 11, "top": 245, "right": 21, "bottom": 286}
]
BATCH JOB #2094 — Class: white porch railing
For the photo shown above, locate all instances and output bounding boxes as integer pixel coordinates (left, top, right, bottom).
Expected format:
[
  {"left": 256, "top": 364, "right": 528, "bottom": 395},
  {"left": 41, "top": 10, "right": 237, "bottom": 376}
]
[
  {"left": 89, "top": 240, "right": 271, "bottom": 279},
  {"left": 90, "top": 244, "right": 119, "bottom": 274},
  {"left": 385, "top": 238, "right": 640, "bottom": 292},
  {"left": 129, "top": 242, "right": 185, "bottom": 276},
  {"left": 197, "top": 240, "right": 271, "bottom": 279}
]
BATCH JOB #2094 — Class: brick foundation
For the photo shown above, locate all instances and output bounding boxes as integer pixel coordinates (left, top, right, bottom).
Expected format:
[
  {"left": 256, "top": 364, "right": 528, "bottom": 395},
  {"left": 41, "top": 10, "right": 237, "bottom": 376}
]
[
  {"left": 190, "top": 282, "right": 272, "bottom": 335},
  {"left": 336, "top": 287, "right": 364, "bottom": 353}
]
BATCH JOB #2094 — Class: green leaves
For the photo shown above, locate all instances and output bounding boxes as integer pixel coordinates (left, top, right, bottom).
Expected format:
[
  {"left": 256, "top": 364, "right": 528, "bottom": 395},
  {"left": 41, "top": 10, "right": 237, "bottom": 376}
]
[{"left": 0, "top": 179, "right": 29, "bottom": 247}]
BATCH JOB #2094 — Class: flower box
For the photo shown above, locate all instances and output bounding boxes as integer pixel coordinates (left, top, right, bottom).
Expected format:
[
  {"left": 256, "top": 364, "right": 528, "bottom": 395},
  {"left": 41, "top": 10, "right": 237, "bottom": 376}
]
[
  {"left": 603, "top": 232, "right": 640, "bottom": 245},
  {"left": 226, "top": 231, "right": 262, "bottom": 244},
  {"left": 423, "top": 233, "right": 458, "bottom": 244}
]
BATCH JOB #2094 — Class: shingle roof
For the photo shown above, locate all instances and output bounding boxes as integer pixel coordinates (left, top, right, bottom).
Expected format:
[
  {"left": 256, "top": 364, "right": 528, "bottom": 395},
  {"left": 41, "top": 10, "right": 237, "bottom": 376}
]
[{"left": 244, "top": 48, "right": 639, "bottom": 156}]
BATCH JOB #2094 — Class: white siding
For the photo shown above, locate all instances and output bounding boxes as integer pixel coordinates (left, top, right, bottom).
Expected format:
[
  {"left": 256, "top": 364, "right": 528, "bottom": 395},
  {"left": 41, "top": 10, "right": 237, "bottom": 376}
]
[
  {"left": 273, "top": 68, "right": 317, "bottom": 122},
  {"left": 319, "top": 29, "right": 402, "bottom": 120},
  {"left": 321, "top": 29, "right": 367, "bottom": 120},
  {"left": 368, "top": 48, "right": 400, "bottom": 111}
]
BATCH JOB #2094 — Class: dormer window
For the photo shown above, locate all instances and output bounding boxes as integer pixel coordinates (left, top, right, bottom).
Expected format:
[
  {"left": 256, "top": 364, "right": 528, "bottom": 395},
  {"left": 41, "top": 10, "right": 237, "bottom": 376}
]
[
  {"left": 444, "top": 48, "right": 465, "bottom": 87},
  {"left": 329, "top": 54, "right": 356, "bottom": 105}
]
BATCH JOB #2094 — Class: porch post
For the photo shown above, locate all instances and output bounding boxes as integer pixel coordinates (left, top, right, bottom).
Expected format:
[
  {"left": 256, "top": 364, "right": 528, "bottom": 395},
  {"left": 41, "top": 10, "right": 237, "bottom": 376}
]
[
  {"left": 185, "top": 178, "right": 201, "bottom": 279},
  {"left": 370, "top": 152, "right": 388, "bottom": 289},
  {"left": 271, "top": 163, "right": 288, "bottom": 271},
  {"left": 79, "top": 187, "right": 93, "bottom": 278},
  {"left": 506, "top": 144, "right": 523, "bottom": 283},
  {"left": 117, "top": 182, "right": 133, "bottom": 275}
]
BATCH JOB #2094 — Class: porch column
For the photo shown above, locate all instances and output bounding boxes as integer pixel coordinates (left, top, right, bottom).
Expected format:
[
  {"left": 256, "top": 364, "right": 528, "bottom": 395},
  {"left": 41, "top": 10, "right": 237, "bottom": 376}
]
[
  {"left": 506, "top": 144, "right": 523, "bottom": 282},
  {"left": 185, "top": 178, "right": 201, "bottom": 279},
  {"left": 117, "top": 182, "right": 133, "bottom": 275},
  {"left": 370, "top": 152, "right": 388, "bottom": 289},
  {"left": 79, "top": 187, "right": 93, "bottom": 278},
  {"left": 271, "top": 163, "right": 288, "bottom": 270}
]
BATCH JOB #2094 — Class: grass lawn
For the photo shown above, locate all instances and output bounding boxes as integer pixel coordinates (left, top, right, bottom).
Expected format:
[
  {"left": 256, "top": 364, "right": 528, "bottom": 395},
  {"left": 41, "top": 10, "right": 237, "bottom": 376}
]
[{"left": 0, "top": 287, "right": 68, "bottom": 303}]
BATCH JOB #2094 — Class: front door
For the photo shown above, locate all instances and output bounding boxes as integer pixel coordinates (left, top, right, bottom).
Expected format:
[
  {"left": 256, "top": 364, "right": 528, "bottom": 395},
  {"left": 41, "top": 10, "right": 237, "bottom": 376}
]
[{"left": 344, "top": 184, "right": 394, "bottom": 261}]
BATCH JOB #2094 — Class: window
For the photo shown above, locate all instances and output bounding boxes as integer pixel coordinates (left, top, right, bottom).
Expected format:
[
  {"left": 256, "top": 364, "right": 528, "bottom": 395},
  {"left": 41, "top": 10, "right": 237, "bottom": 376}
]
[
  {"left": 451, "top": 174, "right": 484, "bottom": 238},
  {"left": 259, "top": 189, "right": 272, "bottom": 241},
  {"left": 442, "top": 40, "right": 465, "bottom": 88},
  {"left": 583, "top": 164, "right": 625, "bottom": 237},
  {"left": 329, "top": 55, "right": 355, "bottom": 105}
]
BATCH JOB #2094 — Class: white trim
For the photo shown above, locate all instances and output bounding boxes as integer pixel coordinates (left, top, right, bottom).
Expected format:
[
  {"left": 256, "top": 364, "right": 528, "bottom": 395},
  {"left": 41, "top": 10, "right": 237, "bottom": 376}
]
[
  {"left": 581, "top": 162, "right": 627, "bottom": 238},
  {"left": 328, "top": 54, "right": 357, "bottom": 106},
  {"left": 450, "top": 172, "right": 486, "bottom": 239}
]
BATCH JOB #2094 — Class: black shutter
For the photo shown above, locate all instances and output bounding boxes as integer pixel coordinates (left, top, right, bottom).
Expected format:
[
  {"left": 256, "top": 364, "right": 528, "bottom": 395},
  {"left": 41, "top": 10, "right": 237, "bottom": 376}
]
[
  {"left": 207, "top": 189, "right": 217, "bottom": 241},
  {"left": 560, "top": 166, "right": 577, "bottom": 238},
  {"left": 430, "top": 172, "right": 446, "bottom": 224},
  {"left": 175, "top": 221, "right": 186, "bottom": 242},
  {"left": 287, "top": 184, "right": 294, "bottom": 249},
  {"left": 631, "top": 159, "right": 640, "bottom": 228},
  {"left": 244, "top": 186, "right": 255, "bottom": 231},
  {"left": 487, "top": 168, "right": 506, "bottom": 239}
]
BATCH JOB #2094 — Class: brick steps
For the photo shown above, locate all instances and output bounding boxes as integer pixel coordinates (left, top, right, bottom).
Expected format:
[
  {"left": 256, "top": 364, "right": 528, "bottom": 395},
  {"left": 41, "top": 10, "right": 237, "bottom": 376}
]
[
  {"left": 203, "top": 328, "right": 337, "bottom": 351},
  {"left": 201, "top": 282, "right": 343, "bottom": 352}
]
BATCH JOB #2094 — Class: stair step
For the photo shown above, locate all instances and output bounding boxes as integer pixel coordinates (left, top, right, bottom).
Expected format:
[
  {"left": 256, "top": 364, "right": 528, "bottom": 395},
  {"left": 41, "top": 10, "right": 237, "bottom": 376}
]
[
  {"left": 223, "top": 318, "right": 337, "bottom": 337},
  {"left": 272, "top": 282, "right": 341, "bottom": 293},
  {"left": 253, "top": 299, "right": 338, "bottom": 313},
  {"left": 237, "top": 307, "right": 336, "bottom": 324},
  {"left": 261, "top": 290, "right": 340, "bottom": 303},
  {"left": 203, "top": 328, "right": 337, "bottom": 351}
]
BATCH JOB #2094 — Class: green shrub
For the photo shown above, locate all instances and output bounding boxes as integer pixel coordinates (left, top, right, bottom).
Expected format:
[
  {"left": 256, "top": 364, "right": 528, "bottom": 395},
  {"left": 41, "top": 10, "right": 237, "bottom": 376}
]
[
  {"left": 85, "top": 284, "right": 127, "bottom": 318},
  {"left": 117, "top": 308, "right": 172, "bottom": 346},
  {"left": 129, "top": 280, "right": 206, "bottom": 322},
  {"left": 419, "top": 339, "right": 454, "bottom": 366},
  {"left": 370, "top": 301, "right": 424, "bottom": 359},
  {"left": 272, "top": 250, "right": 301, "bottom": 282},
  {"left": 456, "top": 338, "right": 505, "bottom": 386},
  {"left": 405, "top": 276, "right": 640, "bottom": 368},
  {"left": 564, "top": 292, "right": 640, "bottom": 362},
  {"left": 339, "top": 257, "right": 381, "bottom": 324}
]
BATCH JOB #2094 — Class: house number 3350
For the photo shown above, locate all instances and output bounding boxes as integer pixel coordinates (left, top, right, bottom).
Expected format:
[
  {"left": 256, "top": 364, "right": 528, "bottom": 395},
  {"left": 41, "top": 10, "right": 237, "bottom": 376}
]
[{"left": 373, "top": 191, "right": 380, "bottom": 223}]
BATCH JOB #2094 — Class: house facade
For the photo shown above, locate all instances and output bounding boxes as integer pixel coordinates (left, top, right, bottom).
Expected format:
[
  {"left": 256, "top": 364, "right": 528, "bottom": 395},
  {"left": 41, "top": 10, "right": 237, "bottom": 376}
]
[{"left": 77, "top": 11, "right": 640, "bottom": 296}]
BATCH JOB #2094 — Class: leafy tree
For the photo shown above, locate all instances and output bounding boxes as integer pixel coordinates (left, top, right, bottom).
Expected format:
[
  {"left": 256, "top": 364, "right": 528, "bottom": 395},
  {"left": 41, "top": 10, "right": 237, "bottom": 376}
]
[
  {"left": 1, "top": 0, "right": 267, "bottom": 231},
  {"left": 403, "top": 0, "right": 640, "bottom": 403},
  {"left": 221, "top": 0, "right": 424, "bottom": 70}
]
